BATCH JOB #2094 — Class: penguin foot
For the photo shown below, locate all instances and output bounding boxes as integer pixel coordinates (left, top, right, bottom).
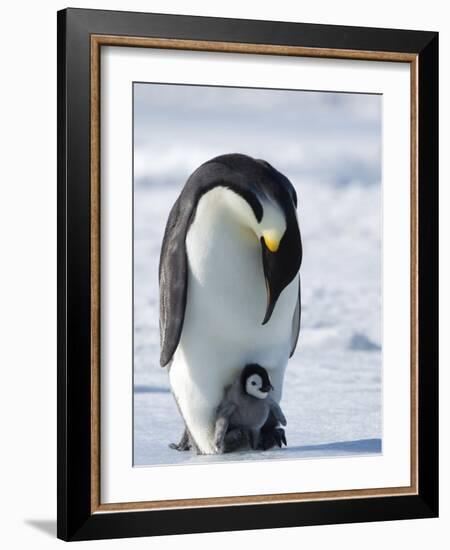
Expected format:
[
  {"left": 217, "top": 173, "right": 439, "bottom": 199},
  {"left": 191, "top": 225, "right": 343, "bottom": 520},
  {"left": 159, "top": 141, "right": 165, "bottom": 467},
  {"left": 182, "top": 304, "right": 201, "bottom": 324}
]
[
  {"left": 223, "top": 428, "right": 247, "bottom": 453},
  {"left": 169, "top": 429, "right": 192, "bottom": 451},
  {"left": 258, "top": 427, "right": 287, "bottom": 450},
  {"left": 169, "top": 442, "right": 191, "bottom": 451}
]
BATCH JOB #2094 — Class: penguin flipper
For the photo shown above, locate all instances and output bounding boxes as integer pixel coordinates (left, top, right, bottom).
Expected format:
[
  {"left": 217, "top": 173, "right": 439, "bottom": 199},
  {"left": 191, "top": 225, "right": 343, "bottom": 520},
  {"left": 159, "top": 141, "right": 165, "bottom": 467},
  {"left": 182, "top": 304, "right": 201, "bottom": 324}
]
[
  {"left": 159, "top": 196, "right": 190, "bottom": 368},
  {"left": 259, "top": 410, "right": 287, "bottom": 450},
  {"left": 289, "top": 276, "right": 301, "bottom": 358},
  {"left": 214, "top": 401, "right": 237, "bottom": 453},
  {"left": 269, "top": 399, "right": 287, "bottom": 427}
]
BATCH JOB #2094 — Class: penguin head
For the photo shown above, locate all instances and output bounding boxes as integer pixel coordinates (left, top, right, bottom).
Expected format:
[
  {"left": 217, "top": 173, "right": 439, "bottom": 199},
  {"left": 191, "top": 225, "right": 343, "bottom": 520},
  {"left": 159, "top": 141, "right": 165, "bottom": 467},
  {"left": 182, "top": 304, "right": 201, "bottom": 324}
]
[
  {"left": 191, "top": 154, "right": 302, "bottom": 324},
  {"left": 241, "top": 364, "right": 274, "bottom": 399}
]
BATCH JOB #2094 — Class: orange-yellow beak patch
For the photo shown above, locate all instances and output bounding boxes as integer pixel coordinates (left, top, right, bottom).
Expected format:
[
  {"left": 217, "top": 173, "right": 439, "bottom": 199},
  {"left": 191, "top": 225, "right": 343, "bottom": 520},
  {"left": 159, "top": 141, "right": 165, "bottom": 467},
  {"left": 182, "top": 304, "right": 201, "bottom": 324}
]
[{"left": 263, "top": 232, "right": 280, "bottom": 253}]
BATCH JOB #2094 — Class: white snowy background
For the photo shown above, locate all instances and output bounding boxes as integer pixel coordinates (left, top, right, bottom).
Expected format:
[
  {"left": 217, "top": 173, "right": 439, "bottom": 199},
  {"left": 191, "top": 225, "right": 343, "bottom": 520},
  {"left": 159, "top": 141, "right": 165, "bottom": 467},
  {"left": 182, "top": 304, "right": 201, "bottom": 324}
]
[{"left": 133, "top": 83, "right": 382, "bottom": 466}]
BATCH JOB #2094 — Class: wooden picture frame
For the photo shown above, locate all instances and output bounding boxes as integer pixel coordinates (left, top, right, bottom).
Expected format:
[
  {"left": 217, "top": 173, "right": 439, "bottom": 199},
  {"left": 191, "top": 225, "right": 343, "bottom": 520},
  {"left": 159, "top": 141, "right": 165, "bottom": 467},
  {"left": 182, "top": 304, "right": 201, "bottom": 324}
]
[{"left": 57, "top": 7, "right": 438, "bottom": 541}]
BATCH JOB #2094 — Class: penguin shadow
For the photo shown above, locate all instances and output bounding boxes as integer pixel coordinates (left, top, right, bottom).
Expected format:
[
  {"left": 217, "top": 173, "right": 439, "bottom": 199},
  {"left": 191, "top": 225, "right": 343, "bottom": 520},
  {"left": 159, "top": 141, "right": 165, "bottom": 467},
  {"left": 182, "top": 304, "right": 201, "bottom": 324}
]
[{"left": 286, "top": 438, "right": 381, "bottom": 455}]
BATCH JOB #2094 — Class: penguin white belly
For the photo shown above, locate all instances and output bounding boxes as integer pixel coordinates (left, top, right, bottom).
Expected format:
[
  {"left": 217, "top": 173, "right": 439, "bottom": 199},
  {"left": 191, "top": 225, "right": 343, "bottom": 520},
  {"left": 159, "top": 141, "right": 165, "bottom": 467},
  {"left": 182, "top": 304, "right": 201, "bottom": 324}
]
[{"left": 168, "top": 189, "right": 298, "bottom": 454}]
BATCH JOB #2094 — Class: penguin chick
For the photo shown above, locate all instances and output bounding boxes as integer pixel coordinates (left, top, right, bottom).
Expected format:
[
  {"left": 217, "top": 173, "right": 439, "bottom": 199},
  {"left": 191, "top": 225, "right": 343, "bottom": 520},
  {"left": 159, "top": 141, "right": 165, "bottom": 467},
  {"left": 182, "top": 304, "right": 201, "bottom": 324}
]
[{"left": 214, "top": 364, "right": 287, "bottom": 453}]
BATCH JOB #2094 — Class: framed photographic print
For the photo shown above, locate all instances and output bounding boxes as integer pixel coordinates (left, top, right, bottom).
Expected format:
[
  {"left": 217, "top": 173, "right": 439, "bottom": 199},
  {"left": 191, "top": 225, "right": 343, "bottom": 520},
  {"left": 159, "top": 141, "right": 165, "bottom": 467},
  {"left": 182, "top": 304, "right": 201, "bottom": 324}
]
[{"left": 57, "top": 8, "right": 438, "bottom": 541}]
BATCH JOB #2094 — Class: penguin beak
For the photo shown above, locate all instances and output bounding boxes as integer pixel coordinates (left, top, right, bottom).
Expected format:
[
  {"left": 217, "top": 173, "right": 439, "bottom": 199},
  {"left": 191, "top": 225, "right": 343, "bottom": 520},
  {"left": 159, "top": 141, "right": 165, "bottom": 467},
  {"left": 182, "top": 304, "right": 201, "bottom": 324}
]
[
  {"left": 261, "top": 382, "right": 274, "bottom": 393},
  {"left": 261, "top": 252, "right": 277, "bottom": 325},
  {"left": 262, "top": 232, "right": 280, "bottom": 253},
  {"left": 260, "top": 213, "right": 302, "bottom": 325}
]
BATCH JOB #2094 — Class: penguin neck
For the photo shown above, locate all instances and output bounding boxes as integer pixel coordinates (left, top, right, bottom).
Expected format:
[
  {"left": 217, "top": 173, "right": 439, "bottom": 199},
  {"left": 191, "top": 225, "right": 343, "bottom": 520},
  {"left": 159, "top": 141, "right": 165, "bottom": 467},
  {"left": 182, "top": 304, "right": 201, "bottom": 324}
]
[{"left": 186, "top": 186, "right": 260, "bottom": 277}]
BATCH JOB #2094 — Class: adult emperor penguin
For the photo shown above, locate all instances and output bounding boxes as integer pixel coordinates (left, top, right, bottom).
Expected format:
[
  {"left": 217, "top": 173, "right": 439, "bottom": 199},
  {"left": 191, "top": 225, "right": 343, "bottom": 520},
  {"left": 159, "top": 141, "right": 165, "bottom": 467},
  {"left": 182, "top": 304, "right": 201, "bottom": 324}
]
[{"left": 159, "top": 153, "right": 302, "bottom": 454}]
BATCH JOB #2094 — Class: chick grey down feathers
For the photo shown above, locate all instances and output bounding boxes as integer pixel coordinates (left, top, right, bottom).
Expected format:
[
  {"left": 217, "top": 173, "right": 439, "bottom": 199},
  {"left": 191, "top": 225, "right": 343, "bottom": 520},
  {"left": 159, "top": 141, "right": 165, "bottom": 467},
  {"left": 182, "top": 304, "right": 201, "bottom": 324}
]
[{"left": 214, "top": 365, "right": 287, "bottom": 453}]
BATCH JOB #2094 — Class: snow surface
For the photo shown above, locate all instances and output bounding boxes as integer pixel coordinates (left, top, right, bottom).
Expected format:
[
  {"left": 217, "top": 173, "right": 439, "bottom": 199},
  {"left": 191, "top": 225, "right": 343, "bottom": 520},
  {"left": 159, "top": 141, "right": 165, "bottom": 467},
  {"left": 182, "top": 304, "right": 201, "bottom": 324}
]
[{"left": 132, "top": 84, "right": 382, "bottom": 466}]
